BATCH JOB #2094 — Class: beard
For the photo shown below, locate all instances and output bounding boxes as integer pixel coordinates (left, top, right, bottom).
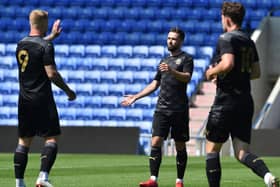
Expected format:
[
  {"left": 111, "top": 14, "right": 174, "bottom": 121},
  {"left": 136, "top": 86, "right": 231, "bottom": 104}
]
[{"left": 168, "top": 45, "right": 179, "bottom": 52}]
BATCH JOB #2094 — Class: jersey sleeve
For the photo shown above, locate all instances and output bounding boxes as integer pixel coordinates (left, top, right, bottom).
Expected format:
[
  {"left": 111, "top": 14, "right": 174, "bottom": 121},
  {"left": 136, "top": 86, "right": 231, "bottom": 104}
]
[
  {"left": 43, "top": 42, "right": 56, "bottom": 66},
  {"left": 183, "top": 55, "right": 194, "bottom": 75},
  {"left": 218, "top": 34, "right": 234, "bottom": 55}
]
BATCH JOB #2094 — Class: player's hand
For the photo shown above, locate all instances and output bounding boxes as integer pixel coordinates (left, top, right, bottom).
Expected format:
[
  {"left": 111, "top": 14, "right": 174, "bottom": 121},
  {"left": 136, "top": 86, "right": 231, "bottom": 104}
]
[
  {"left": 50, "top": 19, "right": 62, "bottom": 39},
  {"left": 206, "top": 64, "right": 216, "bottom": 81},
  {"left": 159, "top": 62, "right": 170, "bottom": 72},
  {"left": 67, "top": 89, "right": 76, "bottom": 101},
  {"left": 121, "top": 95, "right": 136, "bottom": 106}
]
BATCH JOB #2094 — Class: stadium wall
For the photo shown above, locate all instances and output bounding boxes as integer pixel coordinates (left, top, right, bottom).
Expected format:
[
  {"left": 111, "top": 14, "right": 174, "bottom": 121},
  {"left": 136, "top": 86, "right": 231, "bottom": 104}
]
[
  {"left": 251, "top": 129, "right": 280, "bottom": 156},
  {"left": 0, "top": 126, "right": 139, "bottom": 154},
  {"left": 251, "top": 17, "right": 280, "bottom": 121}
]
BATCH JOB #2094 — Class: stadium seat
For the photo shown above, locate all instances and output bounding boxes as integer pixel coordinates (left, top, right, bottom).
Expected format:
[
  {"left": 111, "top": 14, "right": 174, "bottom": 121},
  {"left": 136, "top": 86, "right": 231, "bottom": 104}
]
[
  {"left": 84, "top": 70, "right": 101, "bottom": 83},
  {"left": 140, "top": 58, "right": 158, "bottom": 71},
  {"left": 68, "top": 70, "right": 84, "bottom": 83},
  {"left": 76, "top": 108, "right": 93, "bottom": 120},
  {"left": 108, "top": 83, "right": 125, "bottom": 96},
  {"left": 158, "top": 7, "right": 175, "bottom": 20},
  {"left": 194, "top": 58, "right": 210, "bottom": 73},
  {"left": 98, "top": 32, "right": 114, "bottom": 45},
  {"left": 133, "top": 46, "right": 149, "bottom": 58},
  {"left": 195, "top": 21, "right": 211, "bottom": 33},
  {"left": 148, "top": 46, "right": 165, "bottom": 58},
  {"left": 0, "top": 56, "right": 16, "bottom": 69},
  {"left": 101, "top": 96, "right": 119, "bottom": 108},
  {"left": 111, "top": 32, "right": 126, "bottom": 45},
  {"left": 206, "top": 8, "right": 221, "bottom": 21},
  {"left": 101, "top": 45, "right": 117, "bottom": 57},
  {"left": 54, "top": 44, "right": 69, "bottom": 57},
  {"left": 69, "top": 45, "right": 85, "bottom": 57},
  {"left": 134, "top": 97, "right": 152, "bottom": 109},
  {"left": 104, "top": 19, "right": 122, "bottom": 33},
  {"left": 3, "top": 94, "right": 18, "bottom": 107},
  {"left": 5, "top": 44, "right": 17, "bottom": 56},
  {"left": 92, "top": 83, "right": 109, "bottom": 96},
  {"left": 92, "top": 57, "right": 109, "bottom": 70},
  {"left": 192, "top": 0, "right": 209, "bottom": 7},
  {"left": 142, "top": 109, "right": 154, "bottom": 121},
  {"left": 92, "top": 108, "right": 110, "bottom": 120},
  {"left": 100, "top": 70, "right": 117, "bottom": 83},
  {"left": 84, "top": 96, "right": 102, "bottom": 108},
  {"left": 126, "top": 108, "right": 143, "bottom": 121},
  {"left": 0, "top": 44, "right": 5, "bottom": 56},
  {"left": 182, "top": 46, "right": 196, "bottom": 57},
  {"left": 133, "top": 71, "right": 151, "bottom": 83},
  {"left": 124, "top": 58, "right": 141, "bottom": 71},
  {"left": 100, "top": 120, "right": 118, "bottom": 127},
  {"left": 187, "top": 82, "right": 196, "bottom": 97},
  {"left": 109, "top": 108, "right": 126, "bottom": 121},
  {"left": 124, "top": 83, "right": 143, "bottom": 95},
  {"left": 108, "top": 58, "right": 125, "bottom": 70},
  {"left": 85, "top": 45, "right": 101, "bottom": 57},
  {"left": 76, "top": 83, "right": 95, "bottom": 96},
  {"left": 240, "top": 0, "right": 257, "bottom": 9},
  {"left": 125, "top": 32, "right": 141, "bottom": 45},
  {"left": 109, "top": 7, "right": 127, "bottom": 20},
  {"left": 117, "top": 45, "right": 133, "bottom": 58},
  {"left": 116, "top": 70, "right": 134, "bottom": 83},
  {"left": 3, "top": 69, "right": 18, "bottom": 82},
  {"left": 140, "top": 33, "right": 157, "bottom": 45},
  {"left": 94, "top": 7, "right": 111, "bottom": 20}
]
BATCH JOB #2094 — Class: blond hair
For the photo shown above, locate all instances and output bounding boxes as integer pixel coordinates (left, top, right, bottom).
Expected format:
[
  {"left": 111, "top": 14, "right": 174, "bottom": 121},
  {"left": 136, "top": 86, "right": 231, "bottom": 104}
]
[{"left": 29, "top": 9, "right": 48, "bottom": 30}]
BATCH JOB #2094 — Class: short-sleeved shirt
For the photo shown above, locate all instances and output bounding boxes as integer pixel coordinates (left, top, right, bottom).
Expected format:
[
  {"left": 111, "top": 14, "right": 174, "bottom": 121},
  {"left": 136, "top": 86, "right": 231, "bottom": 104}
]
[
  {"left": 154, "top": 51, "right": 193, "bottom": 112},
  {"left": 16, "top": 36, "right": 55, "bottom": 103},
  {"left": 212, "top": 30, "right": 259, "bottom": 105}
]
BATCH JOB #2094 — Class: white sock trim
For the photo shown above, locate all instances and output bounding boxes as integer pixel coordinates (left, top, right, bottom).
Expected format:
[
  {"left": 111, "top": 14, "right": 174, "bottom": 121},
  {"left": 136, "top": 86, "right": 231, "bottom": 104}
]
[
  {"left": 150, "top": 176, "right": 157, "bottom": 181},
  {"left": 176, "top": 178, "right": 183, "bottom": 183}
]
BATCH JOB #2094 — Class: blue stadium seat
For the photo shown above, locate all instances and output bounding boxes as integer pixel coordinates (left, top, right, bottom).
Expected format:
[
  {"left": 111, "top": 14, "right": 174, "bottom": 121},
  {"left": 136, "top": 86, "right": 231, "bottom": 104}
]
[
  {"left": 182, "top": 46, "right": 196, "bottom": 57},
  {"left": 124, "top": 83, "right": 143, "bottom": 95},
  {"left": 75, "top": 83, "right": 94, "bottom": 96},
  {"left": 109, "top": 7, "right": 128, "bottom": 20},
  {"left": 109, "top": 108, "right": 126, "bottom": 121},
  {"left": 73, "top": 19, "right": 90, "bottom": 32},
  {"left": 134, "top": 97, "right": 152, "bottom": 109},
  {"left": 59, "top": 107, "right": 76, "bottom": 120},
  {"left": 69, "top": 45, "right": 85, "bottom": 57},
  {"left": 3, "top": 69, "right": 18, "bottom": 82},
  {"left": 133, "top": 71, "right": 151, "bottom": 84},
  {"left": 257, "top": 0, "right": 272, "bottom": 9},
  {"left": 250, "top": 9, "right": 267, "bottom": 21},
  {"left": 192, "top": 0, "right": 209, "bottom": 7},
  {"left": 0, "top": 56, "right": 16, "bottom": 69},
  {"left": 88, "top": 19, "right": 104, "bottom": 32},
  {"left": 0, "top": 69, "right": 4, "bottom": 81},
  {"left": 126, "top": 108, "right": 143, "bottom": 121},
  {"left": 151, "top": 96, "right": 158, "bottom": 108},
  {"left": 116, "top": 70, "right": 134, "bottom": 83},
  {"left": 148, "top": 20, "right": 164, "bottom": 33},
  {"left": 133, "top": 0, "right": 147, "bottom": 7},
  {"left": 131, "top": 19, "right": 148, "bottom": 33},
  {"left": 92, "top": 58, "right": 109, "bottom": 70},
  {"left": 203, "top": 33, "right": 220, "bottom": 47},
  {"left": 148, "top": 45, "right": 165, "bottom": 58},
  {"left": 69, "top": 0, "right": 87, "bottom": 7},
  {"left": 158, "top": 7, "right": 175, "bottom": 20},
  {"left": 98, "top": 32, "right": 113, "bottom": 45},
  {"left": 55, "top": 95, "right": 69, "bottom": 107},
  {"left": 111, "top": 32, "right": 126, "bottom": 45},
  {"left": 84, "top": 96, "right": 102, "bottom": 108},
  {"left": 187, "top": 82, "right": 196, "bottom": 97},
  {"left": 101, "top": 45, "right": 117, "bottom": 57},
  {"left": 92, "top": 83, "right": 109, "bottom": 96},
  {"left": 84, "top": 70, "right": 101, "bottom": 83},
  {"left": 141, "top": 8, "right": 156, "bottom": 20},
  {"left": 140, "top": 58, "right": 158, "bottom": 71},
  {"left": 66, "top": 31, "right": 83, "bottom": 44},
  {"left": 54, "top": 44, "right": 69, "bottom": 56},
  {"left": 194, "top": 58, "right": 210, "bottom": 73},
  {"left": 240, "top": 0, "right": 257, "bottom": 9},
  {"left": 94, "top": 7, "right": 112, "bottom": 19},
  {"left": 54, "top": 0, "right": 70, "bottom": 7},
  {"left": 124, "top": 58, "right": 141, "bottom": 70},
  {"left": 100, "top": 70, "right": 117, "bottom": 83},
  {"left": 104, "top": 19, "right": 122, "bottom": 33},
  {"left": 195, "top": 21, "right": 211, "bottom": 33},
  {"left": 272, "top": 0, "right": 280, "bottom": 7},
  {"left": 101, "top": 96, "right": 119, "bottom": 108},
  {"left": 85, "top": 45, "right": 101, "bottom": 57},
  {"left": 133, "top": 46, "right": 149, "bottom": 58},
  {"left": 207, "top": 0, "right": 223, "bottom": 8},
  {"left": 76, "top": 108, "right": 93, "bottom": 120},
  {"left": 206, "top": 8, "right": 220, "bottom": 21},
  {"left": 197, "top": 46, "right": 214, "bottom": 59},
  {"left": 5, "top": 44, "right": 17, "bottom": 56},
  {"left": 108, "top": 58, "right": 125, "bottom": 70},
  {"left": 141, "top": 33, "right": 157, "bottom": 46},
  {"left": 108, "top": 83, "right": 125, "bottom": 96},
  {"left": 0, "top": 44, "right": 5, "bottom": 56},
  {"left": 142, "top": 109, "right": 154, "bottom": 121},
  {"left": 3, "top": 94, "right": 18, "bottom": 107},
  {"left": 92, "top": 108, "right": 109, "bottom": 120},
  {"left": 117, "top": 45, "right": 133, "bottom": 57},
  {"left": 155, "top": 33, "right": 167, "bottom": 46},
  {"left": 68, "top": 70, "right": 84, "bottom": 83},
  {"left": 100, "top": 120, "right": 118, "bottom": 127},
  {"left": 125, "top": 32, "right": 141, "bottom": 45}
]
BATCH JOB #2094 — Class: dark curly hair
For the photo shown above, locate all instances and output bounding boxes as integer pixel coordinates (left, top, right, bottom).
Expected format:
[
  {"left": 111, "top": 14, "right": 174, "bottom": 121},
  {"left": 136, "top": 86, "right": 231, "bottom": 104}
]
[{"left": 222, "top": 2, "right": 245, "bottom": 26}]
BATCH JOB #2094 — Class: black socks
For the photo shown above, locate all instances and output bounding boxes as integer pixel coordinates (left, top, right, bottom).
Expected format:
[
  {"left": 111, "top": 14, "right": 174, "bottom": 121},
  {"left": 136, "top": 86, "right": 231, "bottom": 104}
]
[
  {"left": 14, "top": 144, "right": 29, "bottom": 179},
  {"left": 206, "top": 152, "right": 221, "bottom": 187},
  {"left": 149, "top": 146, "right": 162, "bottom": 177}
]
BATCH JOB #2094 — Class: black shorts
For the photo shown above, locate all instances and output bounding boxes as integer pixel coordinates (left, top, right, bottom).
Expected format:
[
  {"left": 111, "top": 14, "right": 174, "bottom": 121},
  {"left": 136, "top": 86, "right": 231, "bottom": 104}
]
[
  {"left": 152, "top": 110, "right": 189, "bottom": 142},
  {"left": 18, "top": 97, "right": 61, "bottom": 138},
  {"left": 205, "top": 100, "right": 253, "bottom": 144}
]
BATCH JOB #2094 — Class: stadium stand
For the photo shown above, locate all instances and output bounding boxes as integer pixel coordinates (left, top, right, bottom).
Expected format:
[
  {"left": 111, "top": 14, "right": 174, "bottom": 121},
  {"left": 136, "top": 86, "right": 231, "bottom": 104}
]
[{"left": 0, "top": 0, "right": 270, "bottom": 155}]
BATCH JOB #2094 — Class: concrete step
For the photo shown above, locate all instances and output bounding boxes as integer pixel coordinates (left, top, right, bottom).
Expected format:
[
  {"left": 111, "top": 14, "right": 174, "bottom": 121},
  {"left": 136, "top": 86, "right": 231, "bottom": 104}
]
[
  {"left": 194, "top": 94, "right": 215, "bottom": 107},
  {"left": 200, "top": 81, "right": 216, "bottom": 95},
  {"left": 190, "top": 107, "right": 210, "bottom": 121},
  {"left": 189, "top": 120, "right": 204, "bottom": 134}
]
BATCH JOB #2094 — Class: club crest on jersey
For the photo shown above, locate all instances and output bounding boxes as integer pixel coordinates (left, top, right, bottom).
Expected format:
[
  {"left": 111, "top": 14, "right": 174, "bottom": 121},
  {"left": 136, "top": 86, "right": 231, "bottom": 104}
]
[{"left": 175, "top": 58, "right": 182, "bottom": 65}]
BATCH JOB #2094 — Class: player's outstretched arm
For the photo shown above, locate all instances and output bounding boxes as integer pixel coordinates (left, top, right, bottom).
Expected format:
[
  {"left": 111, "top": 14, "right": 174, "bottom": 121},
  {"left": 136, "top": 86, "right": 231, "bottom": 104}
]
[
  {"left": 44, "top": 19, "right": 62, "bottom": 41},
  {"left": 121, "top": 80, "right": 159, "bottom": 107}
]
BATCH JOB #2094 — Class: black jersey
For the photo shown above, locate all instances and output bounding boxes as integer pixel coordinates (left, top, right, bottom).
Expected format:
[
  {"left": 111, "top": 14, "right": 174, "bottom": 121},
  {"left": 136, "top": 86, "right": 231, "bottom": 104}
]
[
  {"left": 16, "top": 36, "right": 55, "bottom": 102},
  {"left": 213, "top": 30, "right": 259, "bottom": 103},
  {"left": 154, "top": 52, "right": 193, "bottom": 112}
]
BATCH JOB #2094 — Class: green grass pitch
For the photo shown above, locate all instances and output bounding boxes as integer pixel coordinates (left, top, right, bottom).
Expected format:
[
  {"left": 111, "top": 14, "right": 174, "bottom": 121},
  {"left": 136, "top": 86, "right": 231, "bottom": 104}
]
[{"left": 0, "top": 153, "right": 279, "bottom": 187}]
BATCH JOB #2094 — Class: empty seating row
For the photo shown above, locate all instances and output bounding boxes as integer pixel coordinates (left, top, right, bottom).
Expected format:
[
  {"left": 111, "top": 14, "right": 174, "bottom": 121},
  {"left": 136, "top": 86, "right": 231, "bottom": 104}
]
[{"left": 0, "top": 43, "right": 214, "bottom": 59}]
